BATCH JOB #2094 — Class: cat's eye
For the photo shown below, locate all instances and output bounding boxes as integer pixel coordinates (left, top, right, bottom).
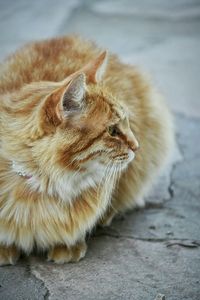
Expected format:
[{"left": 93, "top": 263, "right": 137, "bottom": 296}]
[{"left": 108, "top": 125, "right": 120, "bottom": 137}]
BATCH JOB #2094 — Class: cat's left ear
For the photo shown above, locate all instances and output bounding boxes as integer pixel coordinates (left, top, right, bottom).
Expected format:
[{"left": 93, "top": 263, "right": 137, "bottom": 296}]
[
  {"left": 58, "top": 73, "right": 86, "bottom": 117},
  {"left": 56, "top": 73, "right": 86, "bottom": 120},
  {"left": 41, "top": 73, "right": 86, "bottom": 132},
  {"left": 82, "top": 51, "right": 108, "bottom": 83}
]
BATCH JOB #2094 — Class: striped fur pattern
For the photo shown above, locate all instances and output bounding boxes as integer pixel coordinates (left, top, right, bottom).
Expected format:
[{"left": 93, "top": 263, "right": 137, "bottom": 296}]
[{"left": 0, "top": 36, "right": 174, "bottom": 265}]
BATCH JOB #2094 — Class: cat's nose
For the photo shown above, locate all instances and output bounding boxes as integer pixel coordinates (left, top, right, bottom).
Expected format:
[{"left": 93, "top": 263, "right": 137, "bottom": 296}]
[
  {"left": 129, "top": 140, "right": 139, "bottom": 152},
  {"left": 128, "top": 134, "right": 139, "bottom": 152}
]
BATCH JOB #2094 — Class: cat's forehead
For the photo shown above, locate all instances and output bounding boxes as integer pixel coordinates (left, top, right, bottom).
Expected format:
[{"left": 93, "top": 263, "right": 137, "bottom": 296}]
[
  {"left": 108, "top": 99, "right": 128, "bottom": 124},
  {"left": 103, "top": 91, "right": 127, "bottom": 121},
  {"left": 114, "top": 104, "right": 127, "bottom": 121},
  {"left": 86, "top": 85, "right": 128, "bottom": 125}
]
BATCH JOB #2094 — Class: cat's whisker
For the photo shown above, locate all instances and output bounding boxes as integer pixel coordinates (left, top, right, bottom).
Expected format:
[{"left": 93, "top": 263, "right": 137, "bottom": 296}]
[
  {"left": 100, "top": 162, "right": 113, "bottom": 201},
  {"left": 97, "top": 161, "right": 111, "bottom": 200},
  {"left": 69, "top": 165, "right": 82, "bottom": 181},
  {"left": 105, "top": 162, "right": 117, "bottom": 202}
]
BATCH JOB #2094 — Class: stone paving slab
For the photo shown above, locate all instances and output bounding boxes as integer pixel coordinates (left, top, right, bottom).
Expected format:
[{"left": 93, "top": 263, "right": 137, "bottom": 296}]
[
  {"left": 31, "top": 236, "right": 200, "bottom": 300},
  {"left": 0, "top": 1, "right": 200, "bottom": 300},
  {"left": 0, "top": 261, "right": 48, "bottom": 300}
]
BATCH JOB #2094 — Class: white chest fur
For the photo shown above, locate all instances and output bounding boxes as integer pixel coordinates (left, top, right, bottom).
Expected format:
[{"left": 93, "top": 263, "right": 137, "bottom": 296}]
[
  {"left": 13, "top": 160, "right": 107, "bottom": 203},
  {"left": 49, "top": 161, "right": 106, "bottom": 202}
]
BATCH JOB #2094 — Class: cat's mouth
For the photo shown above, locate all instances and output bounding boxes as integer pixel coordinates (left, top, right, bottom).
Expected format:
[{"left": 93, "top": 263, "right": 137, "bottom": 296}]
[{"left": 112, "top": 150, "right": 135, "bottom": 164}]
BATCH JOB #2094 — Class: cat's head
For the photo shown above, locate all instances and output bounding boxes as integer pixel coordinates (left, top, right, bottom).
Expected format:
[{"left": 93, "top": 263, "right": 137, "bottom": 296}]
[{"left": 3, "top": 51, "right": 139, "bottom": 191}]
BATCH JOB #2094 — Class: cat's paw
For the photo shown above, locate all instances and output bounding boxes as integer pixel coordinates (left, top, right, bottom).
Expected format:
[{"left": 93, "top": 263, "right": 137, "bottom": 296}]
[
  {"left": 47, "top": 241, "right": 87, "bottom": 264},
  {"left": 0, "top": 245, "right": 20, "bottom": 266}
]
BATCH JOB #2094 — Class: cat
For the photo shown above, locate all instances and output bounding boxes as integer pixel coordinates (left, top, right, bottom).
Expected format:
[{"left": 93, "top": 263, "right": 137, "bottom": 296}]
[{"left": 0, "top": 36, "right": 174, "bottom": 265}]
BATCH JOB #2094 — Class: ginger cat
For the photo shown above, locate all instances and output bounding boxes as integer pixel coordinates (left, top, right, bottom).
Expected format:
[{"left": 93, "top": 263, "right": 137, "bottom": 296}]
[{"left": 0, "top": 36, "right": 174, "bottom": 265}]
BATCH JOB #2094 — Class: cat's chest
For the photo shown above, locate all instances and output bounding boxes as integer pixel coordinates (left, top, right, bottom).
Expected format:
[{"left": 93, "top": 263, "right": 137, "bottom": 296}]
[
  {"left": 0, "top": 160, "right": 113, "bottom": 251},
  {"left": 0, "top": 167, "right": 109, "bottom": 251},
  {"left": 28, "top": 161, "right": 106, "bottom": 203}
]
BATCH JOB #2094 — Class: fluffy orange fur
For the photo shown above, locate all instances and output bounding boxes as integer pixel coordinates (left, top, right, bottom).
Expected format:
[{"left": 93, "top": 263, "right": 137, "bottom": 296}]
[{"left": 0, "top": 36, "right": 174, "bottom": 265}]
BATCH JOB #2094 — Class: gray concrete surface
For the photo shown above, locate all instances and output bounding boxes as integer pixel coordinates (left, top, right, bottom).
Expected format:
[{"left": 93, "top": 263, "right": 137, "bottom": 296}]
[{"left": 0, "top": 1, "right": 200, "bottom": 299}]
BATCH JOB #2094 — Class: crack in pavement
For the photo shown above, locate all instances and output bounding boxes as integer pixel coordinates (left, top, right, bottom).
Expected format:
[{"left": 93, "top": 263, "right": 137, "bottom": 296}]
[
  {"left": 94, "top": 231, "right": 200, "bottom": 247},
  {"left": 44, "top": 288, "right": 50, "bottom": 300},
  {"left": 29, "top": 263, "right": 51, "bottom": 300},
  {"left": 26, "top": 260, "right": 51, "bottom": 300}
]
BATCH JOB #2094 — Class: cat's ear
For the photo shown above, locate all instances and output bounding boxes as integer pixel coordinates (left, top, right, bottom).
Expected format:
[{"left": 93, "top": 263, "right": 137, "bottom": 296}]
[
  {"left": 41, "top": 73, "right": 86, "bottom": 132},
  {"left": 82, "top": 51, "right": 108, "bottom": 83},
  {"left": 58, "top": 73, "right": 86, "bottom": 117}
]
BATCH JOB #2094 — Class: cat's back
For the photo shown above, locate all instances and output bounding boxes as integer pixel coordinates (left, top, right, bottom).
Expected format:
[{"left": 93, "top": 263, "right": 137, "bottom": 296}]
[
  {"left": 0, "top": 35, "right": 148, "bottom": 105},
  {"left": 0, "top": 36, "right": 101, "bottom": 93}
]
